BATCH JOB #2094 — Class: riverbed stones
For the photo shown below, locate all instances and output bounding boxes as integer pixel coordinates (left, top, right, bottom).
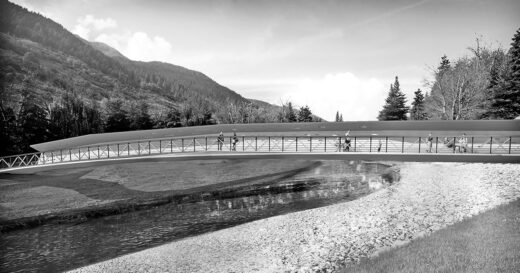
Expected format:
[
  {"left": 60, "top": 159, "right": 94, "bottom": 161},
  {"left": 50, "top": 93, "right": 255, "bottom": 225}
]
[{"left": 71, "top": 162, "right": 520, "bottom": 273}]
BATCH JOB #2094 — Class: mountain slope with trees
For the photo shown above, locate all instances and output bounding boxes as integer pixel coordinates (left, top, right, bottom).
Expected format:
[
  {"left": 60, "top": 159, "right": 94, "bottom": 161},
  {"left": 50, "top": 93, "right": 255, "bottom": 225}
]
[{"left": 0, "top": 0, "right": 320, "bottom": 156}]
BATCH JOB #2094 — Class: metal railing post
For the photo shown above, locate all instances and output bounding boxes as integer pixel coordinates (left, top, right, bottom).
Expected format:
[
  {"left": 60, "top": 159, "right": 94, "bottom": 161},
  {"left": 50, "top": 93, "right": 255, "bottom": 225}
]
[
  {"left": 193, "top": 138, "right": 196, "bottom": 152},
  {"left": 296, "top": 137, "right": 298, "bottom": 152},
  {"left": 117, "top": 144, "right": 120, "bottom": 157},
  {"left": 401, "top": 137, "right": 404, "bottom": 153},
  {"left": 159, "top": 140, "right": 162, "bottom": 154},
  {"left": 325, "top": 137, "right": 328, "bottom": 152},
  {"left": 354, "top": 137, "right": 357, "bottom": 152},
  {"left": 97, "top": 146, "right": 100, "bottom": 158},
  {"left": 255, "top": 137, "right": 258, "bottom": 151},
  {"left": 242, "top": 136, "right": 245, "bottom": 151},
  {"left": 149, "top": 141, "right": 152, "bottom": 155},
  {"left": 128, "top": 143, "right": 130, "bottom": 156},
  {"left": 69, "top": 149, "right": 72, "bottom": 161},
  {"left": 310, "top": 137, "right": 312, "bottom": 152},
  {"left": 435, "top": 137, "right": 438, "bottom": 153},
  {"left": 509, "top": 137, "right": 512, "bottom": 154},
  {"left": 205, "top": 137, "right": 208, "bottom": 151},
  {"left": 490, "top": 137, "right": 493, "bottom": 154},
  {"left": 170, "top": 139, "right": 173, "bottom": 153},
  {"left": 88, "top": 147, "right": 90, "bottom": 159},
  {"left": 107, "top": 145, "right": 110, "bottom": 158},
  {"left": 369, "top": 136, "right": 372, "bottom": 153},
  {"left": 282, "top": 136, "right": 284, "bottom": 152},
  {"left": 51, "top": 152, "right": 54, "bottom": 163},
  {"left": 385, "top": 137, "right": 388, "bottom": 153},
  {"left": 471, "top": 137, "right": 474, "bottom": 153},
  {"left": 79, "top": 148, "right": 81, "bottom": 160},
  {"left": 138, "top": 142, "right": 141, "bottom": 156},
  {"left": 418, "top": 137, "right": 421, "bottom": 153},
  {"left": 269, "top": 137, "right": 271, "bottom": 151},
  {"left": 60, "top": 150, "right": 63, "bottom": 162},
  {"left": 182, "top": 138, "right": 185, "bottom": 152}
]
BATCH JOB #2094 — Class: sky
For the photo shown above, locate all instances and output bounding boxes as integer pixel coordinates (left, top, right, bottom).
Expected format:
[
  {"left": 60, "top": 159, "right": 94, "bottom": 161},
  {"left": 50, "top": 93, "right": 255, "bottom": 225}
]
[{"left": 10, "top": 0, "right": 520, "bottom": 121}]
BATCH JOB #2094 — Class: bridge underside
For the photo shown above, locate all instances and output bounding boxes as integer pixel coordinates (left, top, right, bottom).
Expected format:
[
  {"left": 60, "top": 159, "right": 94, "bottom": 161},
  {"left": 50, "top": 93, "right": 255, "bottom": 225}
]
[{"left": 2, "top": 152, "right": 519, "bottom": 174}]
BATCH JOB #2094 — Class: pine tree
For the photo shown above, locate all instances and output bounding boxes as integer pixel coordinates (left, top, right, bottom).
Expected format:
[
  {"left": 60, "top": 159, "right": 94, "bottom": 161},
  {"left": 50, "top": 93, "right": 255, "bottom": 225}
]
[
  {"left": 105, "top": 99, "right": 130, "bottom": 132},
  {"left": 335, "top": 111, "right": 340, "bottom": 122},
  {"left": 490, "top": 28, "right": 520, "bottom": 119},
  {"left": 377, "top": 76, "right": 409, "bottom": 120},
  {"left": 339, "top": 114, "right": 343, "bottom": 122},
  {"left": 286, "top": 102, "right": 297, "bottom": 122},
  {"left": 298, "top": 105, "right": 313, "bottom": 122},
  {"left": 410, "top": 89, "right": 427, "bottom": 120}
]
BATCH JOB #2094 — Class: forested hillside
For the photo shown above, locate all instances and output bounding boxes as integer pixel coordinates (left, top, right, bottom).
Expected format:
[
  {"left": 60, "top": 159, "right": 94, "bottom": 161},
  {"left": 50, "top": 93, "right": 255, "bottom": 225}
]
[{"left": 1, "top": 0, "right": 315, "bottom": 156}]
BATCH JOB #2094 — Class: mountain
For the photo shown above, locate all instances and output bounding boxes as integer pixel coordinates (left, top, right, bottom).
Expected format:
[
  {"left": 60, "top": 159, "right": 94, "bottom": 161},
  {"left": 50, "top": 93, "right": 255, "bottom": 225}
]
[{"left": 0, "top": 0, "right": 281, "bottom": 124}]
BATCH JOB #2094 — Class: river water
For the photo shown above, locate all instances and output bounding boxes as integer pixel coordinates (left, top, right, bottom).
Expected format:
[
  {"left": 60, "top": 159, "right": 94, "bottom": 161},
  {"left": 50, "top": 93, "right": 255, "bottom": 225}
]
[{"left": 0, "top": 161, "right": 391, "bottom": 272}]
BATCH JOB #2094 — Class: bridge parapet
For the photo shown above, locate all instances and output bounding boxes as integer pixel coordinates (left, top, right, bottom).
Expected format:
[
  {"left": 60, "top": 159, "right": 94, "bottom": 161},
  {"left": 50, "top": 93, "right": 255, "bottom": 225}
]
[{"left": 1, "top": 135, "right": 519, "bottom": 169}]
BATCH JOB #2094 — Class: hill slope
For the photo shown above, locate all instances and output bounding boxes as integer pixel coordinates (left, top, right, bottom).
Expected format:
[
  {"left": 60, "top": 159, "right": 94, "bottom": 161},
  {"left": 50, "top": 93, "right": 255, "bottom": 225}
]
[{"left": 0, "top": 0, "right": 280, "bottom": 124}]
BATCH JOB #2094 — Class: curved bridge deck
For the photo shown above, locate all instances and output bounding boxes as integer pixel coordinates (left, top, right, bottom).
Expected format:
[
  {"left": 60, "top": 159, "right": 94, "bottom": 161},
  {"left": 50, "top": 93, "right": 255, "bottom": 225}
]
[{"left": 1, "top": 134, "right": 519, "bottom": 173}]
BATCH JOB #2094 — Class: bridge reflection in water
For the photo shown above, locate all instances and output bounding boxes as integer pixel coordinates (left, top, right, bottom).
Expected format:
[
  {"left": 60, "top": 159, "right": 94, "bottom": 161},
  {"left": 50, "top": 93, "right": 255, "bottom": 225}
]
[
  {"left": 1, "top": 135, "right": 519, "bottom": 170},
  {"left": 1, "top": 160, "right": 389, "bottom": 272}
]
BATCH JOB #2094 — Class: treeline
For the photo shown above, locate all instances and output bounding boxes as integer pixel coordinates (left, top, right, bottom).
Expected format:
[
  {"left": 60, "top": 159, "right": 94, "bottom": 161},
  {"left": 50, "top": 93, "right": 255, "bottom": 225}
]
[
  {"left": 376, "top": 28, "right": 520, "bottom": 121},
  {"left": 0, "top": 87, "right": 319, "bottom": 156}
]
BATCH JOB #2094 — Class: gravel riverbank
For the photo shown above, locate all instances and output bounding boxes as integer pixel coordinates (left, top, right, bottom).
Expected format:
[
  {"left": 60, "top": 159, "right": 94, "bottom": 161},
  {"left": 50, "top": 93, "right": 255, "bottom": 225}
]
[{"left": 71, "top": 162, "right": 520, "bottom": 273}]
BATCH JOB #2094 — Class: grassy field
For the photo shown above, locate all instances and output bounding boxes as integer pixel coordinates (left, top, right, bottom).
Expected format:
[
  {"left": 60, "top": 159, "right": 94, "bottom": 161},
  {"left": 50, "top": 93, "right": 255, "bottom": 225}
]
[{"left": 340, "top": 198, "right": 520, "bottom": 273}]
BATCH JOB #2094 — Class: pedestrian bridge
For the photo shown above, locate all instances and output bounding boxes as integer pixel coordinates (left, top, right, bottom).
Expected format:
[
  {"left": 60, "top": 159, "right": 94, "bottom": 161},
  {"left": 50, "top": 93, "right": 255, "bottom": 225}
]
[{"left": 1, "top": 132, "right": 519, "bottom": 173}]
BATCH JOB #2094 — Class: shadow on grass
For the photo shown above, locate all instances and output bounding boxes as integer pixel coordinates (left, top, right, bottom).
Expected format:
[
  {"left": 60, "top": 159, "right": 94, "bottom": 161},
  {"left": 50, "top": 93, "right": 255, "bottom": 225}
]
[{"left": 0, "top": 161, "right": 322, "bottom": 231}]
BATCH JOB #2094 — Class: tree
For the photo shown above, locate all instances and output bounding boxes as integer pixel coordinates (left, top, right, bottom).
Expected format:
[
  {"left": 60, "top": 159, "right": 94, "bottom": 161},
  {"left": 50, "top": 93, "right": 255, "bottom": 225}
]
[
  {"left": 128, "top": 101, "right": 153, "bottom": 130},
  {"left": 339, "top": 114, "right": 343, "bottom": 121},
  {"left": 490, "top": 28, "right": 520, "bottom": 119},
  {"left": 410, "top": 89, "right": 428, "bottom": 120},
  {"left": 286, "top": 102, "right": 297, "bottom": 122},
  {"left": 105, "top": 99, "right": 130, "bottom": 132},
  {"left": 17, "top": 91, "right": 50, "bottom": 152},
  {"left": 335, "top": 111, "right": 340, "bottom": 122},
  {"left": 425, "top": 44, "right": 494, "bottom": 120},
  {"left": 378, "top": 76, "right": 409, "bottom": 120},
  {"left": 298, "top": 105, "right": 313, "bottom": 122}
]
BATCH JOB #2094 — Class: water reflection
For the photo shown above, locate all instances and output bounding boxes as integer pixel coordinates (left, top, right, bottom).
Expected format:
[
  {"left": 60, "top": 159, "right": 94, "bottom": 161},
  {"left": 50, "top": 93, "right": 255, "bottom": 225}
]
[{"left": 0, "top": 161, "right": 390, "bottom": 273}]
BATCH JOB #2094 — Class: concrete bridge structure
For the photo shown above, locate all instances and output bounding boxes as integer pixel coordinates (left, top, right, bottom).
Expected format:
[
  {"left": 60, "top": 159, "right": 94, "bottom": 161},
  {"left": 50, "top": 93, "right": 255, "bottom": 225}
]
[{"left": 1, "top": 120, "right": 519, "bottom": 173}]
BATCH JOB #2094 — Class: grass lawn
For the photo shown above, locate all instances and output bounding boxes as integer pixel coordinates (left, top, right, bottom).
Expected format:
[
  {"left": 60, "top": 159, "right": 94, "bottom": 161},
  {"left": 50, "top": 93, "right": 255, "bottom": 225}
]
[{"left": 340, "top": 198, "right": 520, "bottom": 273}]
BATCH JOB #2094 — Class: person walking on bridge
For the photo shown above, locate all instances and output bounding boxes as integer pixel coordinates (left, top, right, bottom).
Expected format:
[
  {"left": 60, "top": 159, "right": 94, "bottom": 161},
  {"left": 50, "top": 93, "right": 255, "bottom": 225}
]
[
  {"left": 232, "top": 132, "right": 239, "bottom": 151},
  {"left": 217, "top": 132, "right": 224, "bottom": 151},
  {"left": 426, "top": 133, "right": 433, "bottom": 153},
  {"left": 458, "top": 133, "right": 468, "bottom": 153},
  {"left": 343, "top": 131, "right": 351, "bottom": 152}
]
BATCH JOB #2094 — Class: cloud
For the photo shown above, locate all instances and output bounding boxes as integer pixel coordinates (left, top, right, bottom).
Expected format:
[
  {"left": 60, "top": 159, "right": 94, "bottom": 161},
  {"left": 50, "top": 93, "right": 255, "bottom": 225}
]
[
  {"left": 230, "top": 73, "right": 388, "bottom": 121},
  {"left": 288, "top": 73, "right": 387, "bottom": 121},
  {"left": 95, "top": 32, "right": 173, "bottom": 62},
  {"left": 72, "top": 14, "right": 117, "bottom": 39}
]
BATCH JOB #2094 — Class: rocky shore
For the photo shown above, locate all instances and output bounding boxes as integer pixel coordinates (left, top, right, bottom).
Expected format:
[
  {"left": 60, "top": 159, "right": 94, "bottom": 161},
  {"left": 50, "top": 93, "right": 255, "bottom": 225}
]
[{"left": 71, "top": 162, "right": 520, "bottom": 273}]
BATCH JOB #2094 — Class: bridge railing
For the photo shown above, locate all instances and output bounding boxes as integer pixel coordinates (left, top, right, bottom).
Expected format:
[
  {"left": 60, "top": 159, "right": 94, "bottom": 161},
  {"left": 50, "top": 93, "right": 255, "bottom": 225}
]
[{"left": 1, "top": 135, "right": 519, "bottom": 169}]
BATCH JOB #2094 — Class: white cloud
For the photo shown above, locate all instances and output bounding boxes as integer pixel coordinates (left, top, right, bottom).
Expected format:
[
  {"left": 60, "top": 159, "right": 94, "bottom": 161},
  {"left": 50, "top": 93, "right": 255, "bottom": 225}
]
[
  {"left": 95, "top": 32, "right": 173, "bottom": 62},
  {"left": 72, "top": 14, "right": 117, "bottom": 39},
  {"left": 233, "top": 73, "right": 388, "bottom": 121}
]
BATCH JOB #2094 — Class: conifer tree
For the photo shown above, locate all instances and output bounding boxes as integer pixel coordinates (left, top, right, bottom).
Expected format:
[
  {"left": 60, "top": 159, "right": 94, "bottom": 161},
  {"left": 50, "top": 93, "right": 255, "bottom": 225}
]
[
  {"left": 335, "top": 111, "right": 340, "bottom": 122},
  {"left": 286, "top": 102, "right": 297, "bottom": 122},
  {"left": 377, "top": 76, "right": 409, "bottom": 120},
  {"left": 491, "top": 28, "right": 520, "bottom": 119},
  {"left": 410, "top": 89, "right": 427, "bottom": 120},
  {"left": 298, "top": 105, "right": 313, "bottom": 122}
]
